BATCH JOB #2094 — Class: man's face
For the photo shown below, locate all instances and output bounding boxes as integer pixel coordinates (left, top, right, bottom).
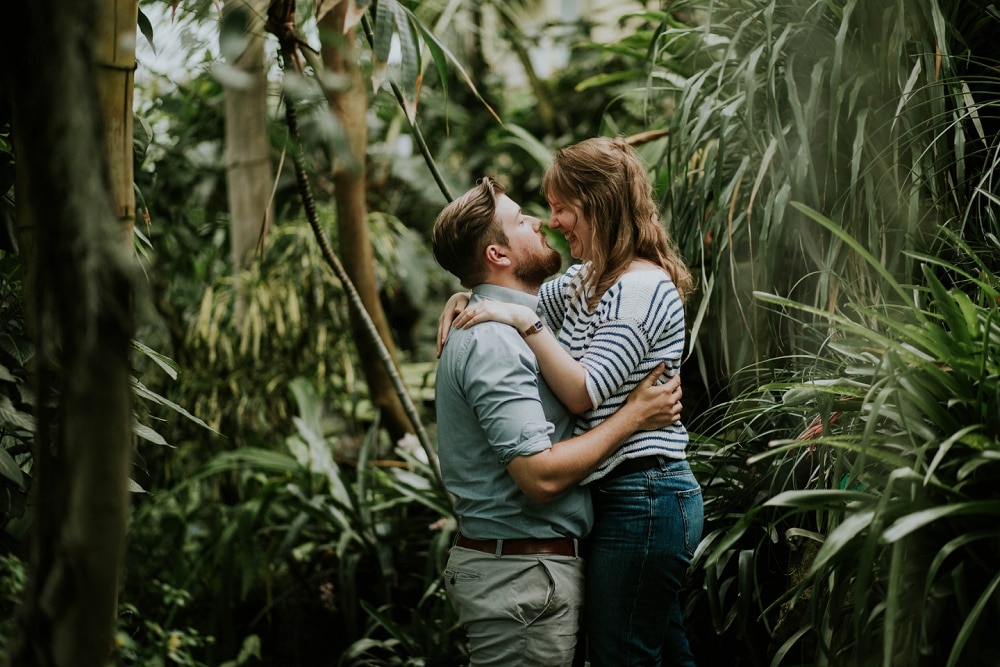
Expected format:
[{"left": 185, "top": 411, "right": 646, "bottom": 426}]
[{"left": 495, "top": 194, "right": 562, "bottom": 287}]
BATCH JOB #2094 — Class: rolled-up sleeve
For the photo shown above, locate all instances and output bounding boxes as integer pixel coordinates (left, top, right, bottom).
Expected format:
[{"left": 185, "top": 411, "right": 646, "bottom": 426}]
[{"left": 460, "top": 324, "right": 554, "bottom": 465}]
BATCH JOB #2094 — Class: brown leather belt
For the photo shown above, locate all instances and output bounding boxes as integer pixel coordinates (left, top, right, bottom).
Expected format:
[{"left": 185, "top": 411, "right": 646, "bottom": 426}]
[{"left": 456, "top": 534, "right": 578, "bottom": 557}]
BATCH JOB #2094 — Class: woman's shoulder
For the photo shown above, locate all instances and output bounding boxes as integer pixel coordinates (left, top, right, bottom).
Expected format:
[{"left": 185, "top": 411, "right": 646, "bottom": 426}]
[
  {"left": 600, "top": 265, "right": 679, "bottom": 312},
  {"left": 617, "top": 263, "right": 674, "bottom": 289}
]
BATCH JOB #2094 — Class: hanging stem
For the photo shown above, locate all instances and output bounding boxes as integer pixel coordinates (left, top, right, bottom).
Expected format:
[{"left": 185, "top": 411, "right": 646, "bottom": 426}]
[
  {"left": 360, "top": 13, "right": 453, "bottom": 203},
  {"left": 266, "top": 1, "right": 445, "bottom": 490}
]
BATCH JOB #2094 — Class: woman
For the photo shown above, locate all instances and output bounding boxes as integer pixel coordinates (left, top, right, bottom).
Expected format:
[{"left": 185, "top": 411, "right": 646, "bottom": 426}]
[{"left": 439, "top": 137, "right": 703, "bottom": 666}]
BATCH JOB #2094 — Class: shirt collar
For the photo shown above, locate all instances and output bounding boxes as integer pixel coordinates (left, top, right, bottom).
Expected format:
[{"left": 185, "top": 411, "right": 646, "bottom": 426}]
[{"left": 472, "top": 283, "right": 539, "bottom": 311}]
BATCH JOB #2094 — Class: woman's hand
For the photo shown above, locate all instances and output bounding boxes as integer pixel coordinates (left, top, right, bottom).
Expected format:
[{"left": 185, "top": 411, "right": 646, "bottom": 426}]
[
  {"left": 451, "top": 300, "right": 538, "bottom": 334},
  {"left": 436, "top": 292, "right": 471, "bottom": 357},
  {"left": 624, "top": 363, "right": 683, "bottom": 430}
]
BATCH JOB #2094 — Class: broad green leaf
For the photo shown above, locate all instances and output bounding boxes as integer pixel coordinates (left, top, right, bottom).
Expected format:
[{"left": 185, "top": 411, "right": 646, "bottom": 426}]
[
  {"left": 392, "top": 0, "right": 420, "bottom": 122},
  {"left": 134, "top": 420, "right": 169, "bottom": 447},
  {"left": 133, "top": 339, "right": 179, "bottom": 380},
  {"left": 0, "top": 395, "right": 33, "bottom": 432},
  {"left": 372, "top": 0, "right": 394, "bottom": 66},
  {"left": 923, "top": 264, "right": 972, "bottom": 346},
  {"left": 0, "top": 446, "right": 24, "bottom": 489},
  {"left": 197, "top": 448, "right": 298, "bottom": 478}
]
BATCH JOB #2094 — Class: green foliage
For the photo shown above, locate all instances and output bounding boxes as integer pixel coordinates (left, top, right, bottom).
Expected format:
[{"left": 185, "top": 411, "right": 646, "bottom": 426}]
[
  {"left": 692, "top": 217, "right": 1000, "bottom": 665},
  {"left": 673, "top": 7, "right": 1000, "bottom": 663},
  {"left": 115, "top": 579, "right": 263, "bottom": 666},
  {"left": 658, "top": 0, "right": 997, "bottom": 396},
  {"left": 139, "top": 207, "right": 445, "bottom": 463},
  {"left": 123, "top": 374, "right": 458, "bottom": 664},
  {"left": 124, "top": 2, "right": 1000, "bottom": 665},
  {"left": 0, "top": 245, "right": 198, "bottom": 536},
  {"left": 0, "top": 553, "right": 25, "bottom": 657},
  {"left": 0, "top": 251, "right": 31, "bottom": 547}
]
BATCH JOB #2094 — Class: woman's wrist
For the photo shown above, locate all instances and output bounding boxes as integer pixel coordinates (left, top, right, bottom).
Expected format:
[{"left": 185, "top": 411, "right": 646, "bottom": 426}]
[
  {"left": 523, "top": 306, "right": 541, "bottom": 329},
  {"left": 520, "top": 319, "right": 544, "bottom": 338}
]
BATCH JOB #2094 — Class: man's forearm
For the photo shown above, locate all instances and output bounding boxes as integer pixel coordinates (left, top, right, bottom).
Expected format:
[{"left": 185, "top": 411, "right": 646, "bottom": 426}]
[{"left": 507, "top": 402, "right": 640, "bottom": 503}]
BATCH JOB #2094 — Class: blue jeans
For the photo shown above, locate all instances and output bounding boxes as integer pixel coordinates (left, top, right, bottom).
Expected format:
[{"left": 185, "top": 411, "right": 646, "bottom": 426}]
[{"left": 584, "top": 458, "right": 703, "bottom": 667}]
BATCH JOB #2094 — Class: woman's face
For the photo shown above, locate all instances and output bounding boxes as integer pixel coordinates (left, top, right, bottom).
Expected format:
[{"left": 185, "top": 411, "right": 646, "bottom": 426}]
[{"left": 546, "top": 189, "right": 592, "bottom": 261}]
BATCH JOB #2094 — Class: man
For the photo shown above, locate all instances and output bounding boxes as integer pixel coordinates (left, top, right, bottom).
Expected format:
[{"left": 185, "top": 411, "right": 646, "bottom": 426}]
[{"left": 431, "top": 177, "right": 682, "bottom": 666}]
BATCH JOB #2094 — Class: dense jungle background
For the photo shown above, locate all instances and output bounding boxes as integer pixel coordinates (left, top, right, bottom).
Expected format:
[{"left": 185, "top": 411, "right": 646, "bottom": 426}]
[{"left": 1, "top": 0, "right": 999, "bottom": 665}]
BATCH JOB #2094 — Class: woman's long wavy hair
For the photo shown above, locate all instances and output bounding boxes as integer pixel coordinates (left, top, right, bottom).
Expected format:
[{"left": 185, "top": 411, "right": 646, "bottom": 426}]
[{"left": 542, "top": 137, "right": 694, "bottom": 309}]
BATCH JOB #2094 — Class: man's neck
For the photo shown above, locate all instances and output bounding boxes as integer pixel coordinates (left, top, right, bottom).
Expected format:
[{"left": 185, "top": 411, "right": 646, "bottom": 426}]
[{"left": 485, "top": 273, "right": 539, "bottom": 296}]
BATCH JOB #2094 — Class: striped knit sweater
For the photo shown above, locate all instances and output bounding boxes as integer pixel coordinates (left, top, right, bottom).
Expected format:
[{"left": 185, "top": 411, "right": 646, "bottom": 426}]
[{"left": 537, "top": 262, "right": 688, "bottom": 484}]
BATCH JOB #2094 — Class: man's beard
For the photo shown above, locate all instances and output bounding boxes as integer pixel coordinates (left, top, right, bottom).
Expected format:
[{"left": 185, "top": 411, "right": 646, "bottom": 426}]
[{"left": 515, "top": 246, "right": 563, "bottom": 289}]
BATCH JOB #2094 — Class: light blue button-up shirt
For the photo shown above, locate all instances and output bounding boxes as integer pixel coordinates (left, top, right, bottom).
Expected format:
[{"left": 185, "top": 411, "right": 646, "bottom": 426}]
[{"left": 435, "top": 283, "right": 593, "bottom": 540}]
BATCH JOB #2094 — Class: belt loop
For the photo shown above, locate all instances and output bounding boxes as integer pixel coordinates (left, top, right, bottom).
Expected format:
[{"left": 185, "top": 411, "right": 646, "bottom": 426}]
[
  {"left": 572, "top": 538, "right": 579, "bottom": 557},
  {"left": 495, "top": 538, "right": 504, "bottom": 557}
]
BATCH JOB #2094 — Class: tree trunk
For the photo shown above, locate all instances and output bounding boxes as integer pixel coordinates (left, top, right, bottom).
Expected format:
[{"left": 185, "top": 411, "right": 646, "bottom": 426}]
[
  {"left": 2, "top": 1, "right": 136, "bottom": 665},
  {"left": 318, "top": 3, "right": 411, "bottom": 442},
  {"left": 95, "top": 0, "right": 139, "bottom": 243},
  {"left": 223, "top": 0, "right": 275, "bottom": 280}
]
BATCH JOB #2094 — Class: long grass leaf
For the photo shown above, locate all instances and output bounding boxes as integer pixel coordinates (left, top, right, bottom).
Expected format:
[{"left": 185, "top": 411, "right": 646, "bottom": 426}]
[
  {"left": 764, "top": 489, "right": 872, "bottom": 509},
  {"left": 748, "top": 437, "right": 908, "bottom": 470},
  {"left": 196, "top": 448, "right": 298, "bottom": 478},
  {"left": 809, "top": 509, "right": 876, "bottom": 576},
  {"left": 769, "top": 625, "right": 812, "bottom": 667},
  {"left": 737, "top": 548, "right": 754, "bottom": 639},
  {"left": 495, "top": 124, "right": 554, "bottom": 170},
  {"left": 358, "top": 599, "right": 419, "bottom": 654},
  {"left": 946, "top": 570, "right": 1000, "bottom": 667},
  {"left": 925, "top": 425, "right": 983, "bottom": 484},
  {"left": 924, "top": 530, "right": 996, "bottom": 601},
  {"left": 789, "top": 202, "right": 914, "bottom": 308},
  {"left": 882, "top": 501, "right": 1000, "bottom": 543},
  {"left": 133, "top": 379, "right": 217, "bottom": 433},
  {"left": 923, "top": 264, "right": 972, "bottom": 345}
]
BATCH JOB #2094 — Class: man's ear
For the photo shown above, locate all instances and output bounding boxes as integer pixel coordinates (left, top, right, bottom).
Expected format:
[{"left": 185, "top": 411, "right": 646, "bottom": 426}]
[{"left": 485, "top": 244, "right": 512, "bottom": 267}]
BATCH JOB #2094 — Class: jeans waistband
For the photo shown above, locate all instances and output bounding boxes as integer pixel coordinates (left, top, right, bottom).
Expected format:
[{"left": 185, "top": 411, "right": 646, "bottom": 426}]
[{"left": 602, "top": 455, "right": 670, "bottom": 482}]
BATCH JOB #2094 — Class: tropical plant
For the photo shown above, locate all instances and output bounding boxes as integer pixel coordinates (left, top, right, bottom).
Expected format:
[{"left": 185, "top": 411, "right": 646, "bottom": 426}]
[
  {"left": 0, "top": 553, "right": 26, "bottom": 657},
  {"left": 115, "top": 583, "right": 263, "bottom": 667},
  {"left": 123, "top": 374, "right": 456, "bottom": 663},
  {"left": 653, "top": 1, "right": 1000, "bottom": 664},
  {"left": 0, "top": 251, "right": 32, "bottom": 554},
  {"left": 694, "top": 214, "right": 1000, "bottom": 665},
  {"left": 653, "top": 0, "right": 997, "bottom": 404}
]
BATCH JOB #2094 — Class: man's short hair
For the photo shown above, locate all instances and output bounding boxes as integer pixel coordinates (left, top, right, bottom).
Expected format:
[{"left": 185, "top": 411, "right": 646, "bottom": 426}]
[{"left": 431, "top": 177, "right": 508, "bottom": 288}]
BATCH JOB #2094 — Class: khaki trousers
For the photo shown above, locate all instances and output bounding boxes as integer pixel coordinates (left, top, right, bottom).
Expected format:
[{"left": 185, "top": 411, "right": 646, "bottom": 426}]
[{"left": 444, "top": 545, "right": 584, "bottom": 666}]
